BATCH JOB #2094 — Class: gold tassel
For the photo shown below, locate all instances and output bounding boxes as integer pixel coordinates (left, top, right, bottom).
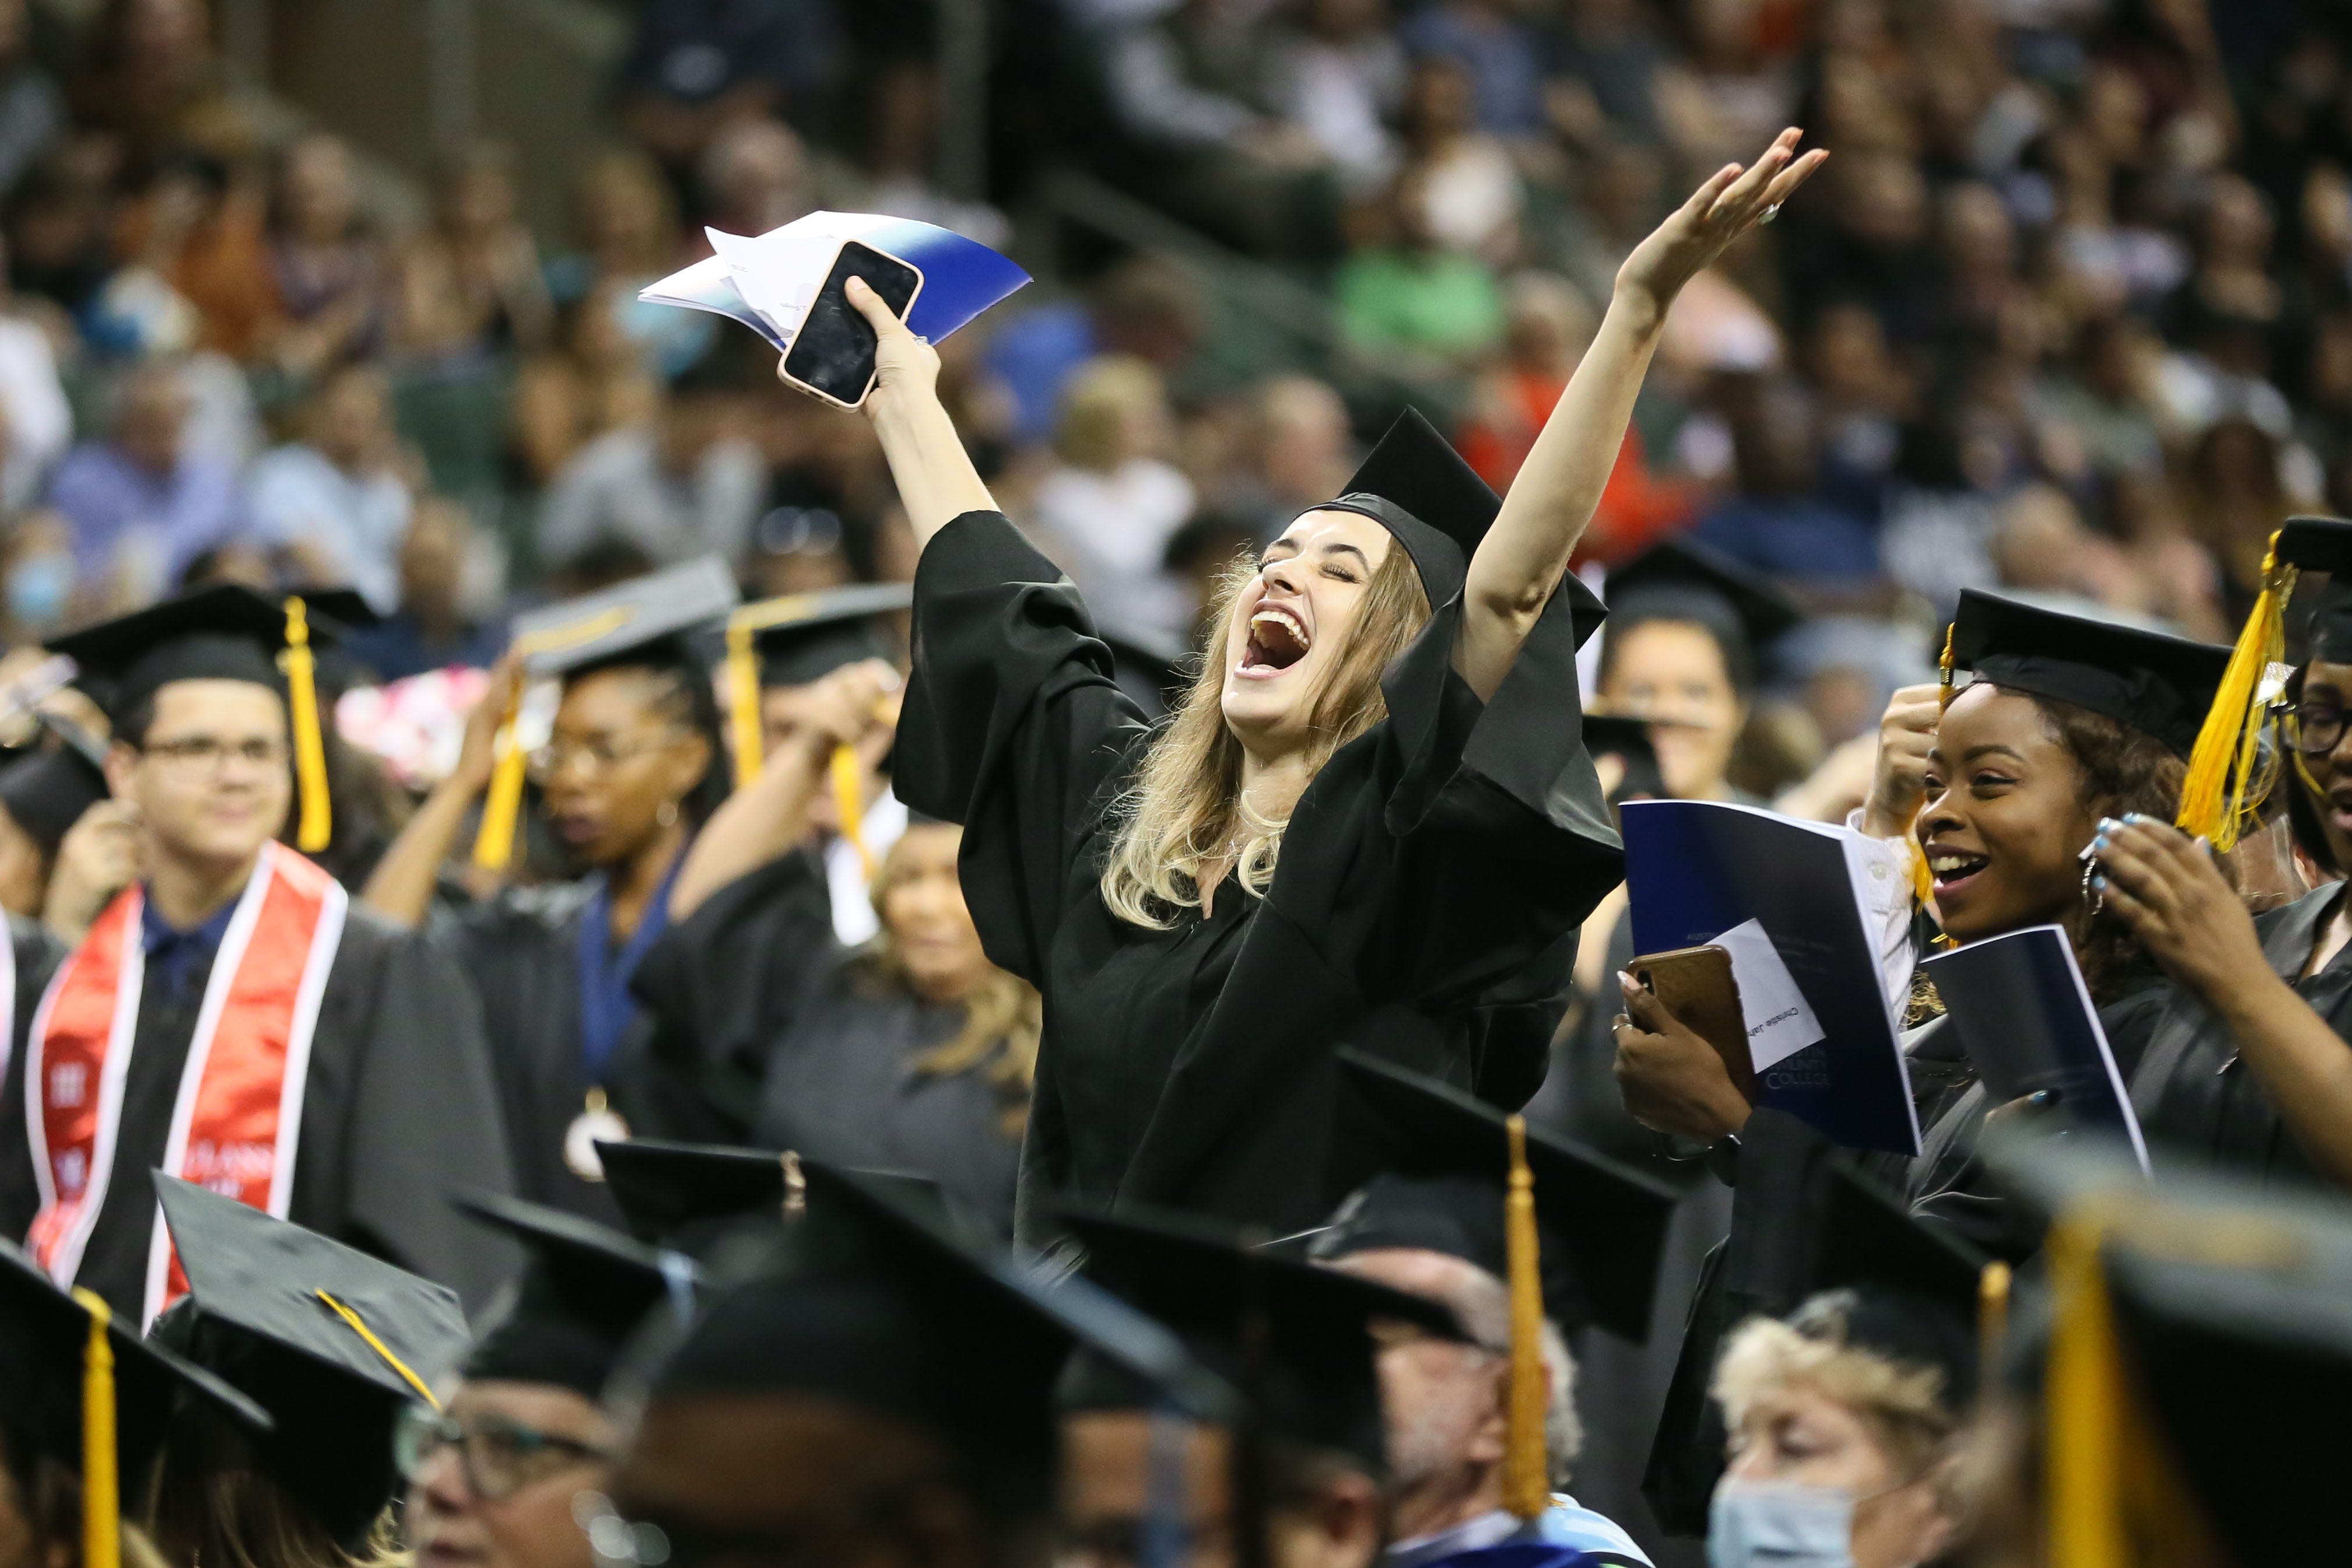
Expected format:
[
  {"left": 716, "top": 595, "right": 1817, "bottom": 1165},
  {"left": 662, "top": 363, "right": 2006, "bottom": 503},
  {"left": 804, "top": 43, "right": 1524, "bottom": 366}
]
[
  {"left": 727, "top": 619, "right": 765, "bottom": 788},
  {"left": 72, "top": 1288, "right": 118, "bottom": 1568},
  {"left": 470, "top": 690, "right": 528, "bottom": 871},
  {"left": 315, "top": 1290, "right": 440, "bottom": 1410},
  {"left": 831, "top": 744, "right": 875, "bottom": 884},
  {"left": 2178, "top": 532, "right": 2293, "bottom": 852},
  {"left": 1903, "top": 623, "right": 1961, "bottom": 912},
  {"left": 2045, "top": 1211, "right": 2126, "bottom": 1568},
  {"left": 282, "top": 598, "right": 332, "bottom": 854},
  {"left": 1501, "top": 1115, "right": 1548, "bottom": 1520},
  {"left": 1977, "top": 1260, "right": 2011, "bottom": 1407}
]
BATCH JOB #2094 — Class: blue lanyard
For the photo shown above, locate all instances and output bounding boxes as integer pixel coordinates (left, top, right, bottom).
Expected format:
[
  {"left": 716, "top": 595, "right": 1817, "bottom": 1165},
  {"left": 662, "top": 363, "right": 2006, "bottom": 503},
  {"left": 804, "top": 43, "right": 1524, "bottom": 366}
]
[{"left": 575, "top": 845, "right": 687, "bottom": 1084}]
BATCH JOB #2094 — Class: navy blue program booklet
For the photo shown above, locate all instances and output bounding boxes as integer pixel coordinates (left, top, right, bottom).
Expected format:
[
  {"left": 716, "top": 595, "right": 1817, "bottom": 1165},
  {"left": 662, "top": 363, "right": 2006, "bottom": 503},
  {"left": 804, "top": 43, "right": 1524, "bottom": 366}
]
[
  {"left": 1922, "top": 924, "right": 2149, "bottom": 1172},
  {"left": 1621, "top": 799, "right": 1920, "bottom": 1155}
]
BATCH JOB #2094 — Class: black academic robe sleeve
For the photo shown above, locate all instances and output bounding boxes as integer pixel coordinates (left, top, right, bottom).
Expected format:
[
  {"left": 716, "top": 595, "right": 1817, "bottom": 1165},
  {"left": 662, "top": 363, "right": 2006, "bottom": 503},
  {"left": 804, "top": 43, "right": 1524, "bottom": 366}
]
[
  {"left": 0, "top": 917, "right": 68, "bottom": 1242},
  {"left": 290, "top": 908, "right": 519, "bottom": 1314},
  {"left": 623, "top": 849, "right": 840, "bottom": 1142},
  {"left": 894, "top": 511, "right": 1153, "bottom": 985}
]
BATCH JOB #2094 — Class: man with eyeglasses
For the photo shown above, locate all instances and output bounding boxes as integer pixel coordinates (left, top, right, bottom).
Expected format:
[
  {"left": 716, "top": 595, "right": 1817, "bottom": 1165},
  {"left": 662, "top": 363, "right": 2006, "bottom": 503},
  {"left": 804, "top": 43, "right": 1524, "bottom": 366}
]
[
  {"left": 403, "top": 1193, "right": 689, "bottom": 1568},
  {"left": 0, "top": 584, "right": 514, "bottom": 1322}
]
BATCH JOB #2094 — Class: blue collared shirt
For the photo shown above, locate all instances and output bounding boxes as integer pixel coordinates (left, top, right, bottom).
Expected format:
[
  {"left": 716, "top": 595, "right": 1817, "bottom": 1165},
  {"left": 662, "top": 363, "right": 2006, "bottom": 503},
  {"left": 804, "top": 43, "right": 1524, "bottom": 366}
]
[
  {"left": 1385, "top": 1499, "right": 1654, "bottom": 1568},
  {"left": 141, "top": 893, "right": 239, "bottom": 1000}
]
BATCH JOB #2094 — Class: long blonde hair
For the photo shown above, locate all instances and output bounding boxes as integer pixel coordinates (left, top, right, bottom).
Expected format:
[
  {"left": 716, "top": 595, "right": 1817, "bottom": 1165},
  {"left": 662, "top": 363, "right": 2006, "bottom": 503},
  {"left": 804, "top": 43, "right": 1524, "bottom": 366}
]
[
  {"left": 864, "top": 829, "right": 1042, "bottom": 1137},
  {"left": 1098, "top": 537, "right": 1432, "bottom": 929}
]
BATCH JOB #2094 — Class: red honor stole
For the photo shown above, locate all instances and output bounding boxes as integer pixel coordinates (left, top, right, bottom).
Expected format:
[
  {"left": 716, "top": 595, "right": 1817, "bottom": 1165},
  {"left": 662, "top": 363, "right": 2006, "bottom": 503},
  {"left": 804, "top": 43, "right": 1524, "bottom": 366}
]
[{"left": 24, "top": 844, "right": 347, "bottom": 1324}]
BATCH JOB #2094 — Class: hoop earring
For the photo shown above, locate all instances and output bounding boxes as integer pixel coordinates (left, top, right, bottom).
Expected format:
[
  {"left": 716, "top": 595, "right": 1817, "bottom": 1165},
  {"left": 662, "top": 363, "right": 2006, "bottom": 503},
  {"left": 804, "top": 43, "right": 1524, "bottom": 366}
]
[
  {"left": 2078, "top": 841, "right": 2105, "bottom": 918},
  {"left": 657, "top": 799, "right": 678, "bottom": 829}
]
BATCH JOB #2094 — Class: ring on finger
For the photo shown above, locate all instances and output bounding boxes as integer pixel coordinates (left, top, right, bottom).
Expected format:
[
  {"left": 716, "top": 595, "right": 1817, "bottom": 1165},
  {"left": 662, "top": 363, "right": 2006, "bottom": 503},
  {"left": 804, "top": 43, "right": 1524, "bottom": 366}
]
[{"left": 1760, "top": 202, "right": 1783, "bottom": 225}]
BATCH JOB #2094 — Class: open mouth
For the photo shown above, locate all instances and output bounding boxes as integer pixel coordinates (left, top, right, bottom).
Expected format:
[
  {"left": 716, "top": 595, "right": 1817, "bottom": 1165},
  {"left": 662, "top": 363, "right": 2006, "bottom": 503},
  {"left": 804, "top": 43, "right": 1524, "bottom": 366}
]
[
  {"left": 1241, "top": 606, "right": 1310, "bottom": 675},
  {"left": 1925, "top": 847, "right": 1990, "bottom": 895}
]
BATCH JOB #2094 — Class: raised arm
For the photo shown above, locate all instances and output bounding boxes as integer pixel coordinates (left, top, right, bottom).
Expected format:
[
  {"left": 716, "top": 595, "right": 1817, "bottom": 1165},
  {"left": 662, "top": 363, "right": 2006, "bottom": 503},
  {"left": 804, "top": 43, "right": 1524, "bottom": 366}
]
[
  {"left": 360, "top": 656, "right": 520, "bottom": 927},
  {"left": 818, "top": 278, "right": 1000, "bottom": 552},
  {"left": 1456, "top": 128, "right": 1826, "bottom": 699}
]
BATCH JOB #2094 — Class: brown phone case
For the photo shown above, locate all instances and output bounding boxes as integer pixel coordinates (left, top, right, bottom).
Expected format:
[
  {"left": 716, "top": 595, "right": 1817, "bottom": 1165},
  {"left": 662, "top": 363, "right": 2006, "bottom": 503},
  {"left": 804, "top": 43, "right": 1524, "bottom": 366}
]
[{"left": 1630, "top": 944, "right": 1757, "bottom": 1104}]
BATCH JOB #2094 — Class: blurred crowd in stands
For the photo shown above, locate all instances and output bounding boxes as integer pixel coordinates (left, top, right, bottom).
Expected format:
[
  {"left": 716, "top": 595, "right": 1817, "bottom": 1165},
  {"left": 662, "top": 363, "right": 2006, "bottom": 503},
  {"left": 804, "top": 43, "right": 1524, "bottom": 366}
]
[{"left": 0, "top": 0, "right": 2346, "bottom": 798}]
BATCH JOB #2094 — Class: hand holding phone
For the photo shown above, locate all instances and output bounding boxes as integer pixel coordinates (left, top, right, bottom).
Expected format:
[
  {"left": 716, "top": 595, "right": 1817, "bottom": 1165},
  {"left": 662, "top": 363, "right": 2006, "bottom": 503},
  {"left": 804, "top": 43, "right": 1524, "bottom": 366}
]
[
  {"left": 1629, "top": 944, "right": 1757, "bottom": 1104},
  {"left": 780, "top": 240, "right": 925, "bottom": 409}
]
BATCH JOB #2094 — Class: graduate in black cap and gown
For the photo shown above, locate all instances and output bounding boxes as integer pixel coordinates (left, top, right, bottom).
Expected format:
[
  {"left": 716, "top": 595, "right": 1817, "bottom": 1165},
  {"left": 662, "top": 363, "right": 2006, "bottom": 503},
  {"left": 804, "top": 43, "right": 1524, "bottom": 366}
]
[
  {"left": 0, "top": 585, "right": 513, "bottom": 1320},
  {"left": 1626, "top": 589, "right": 2230, "bottom": 1534},
  {"left": 836, "top": 132, "right": 1824, "bottom": 1239},
  {"left": 401, "top": 1194, "right": 696, "bottom": 1568},
  {"left": 2088, "top": 515, "right": 2352, "bottom": 1190},
  {"left": 144, "top": 1176, "right": 474, "bottom": 1568},
  {"left": 0, "top": 1234, "right": 270, "bottom": 1568},
  {"left": 360, "top": 561, "right": 832, "bottom": 1213},
  {"left": 1310, "top": 1052, "right": 1675, "bottom": 1567}
]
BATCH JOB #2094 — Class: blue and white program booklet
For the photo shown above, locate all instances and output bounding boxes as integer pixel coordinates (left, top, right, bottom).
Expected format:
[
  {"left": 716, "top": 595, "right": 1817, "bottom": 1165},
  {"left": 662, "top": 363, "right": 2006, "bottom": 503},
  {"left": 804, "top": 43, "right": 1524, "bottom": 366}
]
[
  {"left": 1922, "top": 924, "right": 2150, "bottom": 1173},
  {"left": 640, "top": 212, "right": 1030, "bottom": 353},
  {"left": 1621, "top": 799, "right": 1920, "bottom": 1155}
]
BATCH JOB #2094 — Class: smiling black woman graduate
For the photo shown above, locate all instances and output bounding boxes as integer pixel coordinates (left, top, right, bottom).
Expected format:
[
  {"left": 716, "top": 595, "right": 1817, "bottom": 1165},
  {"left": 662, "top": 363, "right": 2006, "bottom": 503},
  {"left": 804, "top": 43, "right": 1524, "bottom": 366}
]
[{"left": 0, "top": 584, "right": 514, "bottom": 1321}]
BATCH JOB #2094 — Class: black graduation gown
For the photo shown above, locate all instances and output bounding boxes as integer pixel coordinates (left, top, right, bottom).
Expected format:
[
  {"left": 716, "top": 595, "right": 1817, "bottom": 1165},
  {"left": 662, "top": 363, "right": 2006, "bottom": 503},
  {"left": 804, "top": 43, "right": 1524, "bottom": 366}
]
[
  {"left": 0, "top": 906, "right": 515, "bottom": 1318},
  {"left": 894, "top": 510, "right": 1624, "bottom": 1239},
  {"left": 1639, "top": 988, "right": 2169, "bottom": 1535},
  {"left": 751, "top": 950, "right": 1025, "bottom": 1236},
  {"left": 2130, "top": 881, "right": 2352, "bottom": 1185},
  {"left": 450, "top": 851, "right": 840, "bottom": 1224}
]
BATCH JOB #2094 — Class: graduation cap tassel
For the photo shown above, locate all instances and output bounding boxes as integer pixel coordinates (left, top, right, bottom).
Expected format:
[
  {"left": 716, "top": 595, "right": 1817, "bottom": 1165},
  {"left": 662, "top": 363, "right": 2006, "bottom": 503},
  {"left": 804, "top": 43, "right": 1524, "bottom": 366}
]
[
  {"left": 2045, "top": 1213, "right": 2126, "bottom": 1568},
  {"left": 471, "top": 691, "right": 529, "bottom": 872},
  {"left": 726, "top": 620, "right": 765, "bottom": 788},
  {"left": 1502, "top": 1115, "right": 1548, "bottom": 1520},
  {"left": 1909, "top": 624, "right": 1959, "bottom": 913},
  {"left": 1976, "top": 1260, "right": 2011, "bottom": 1413},
  {"left": 72, "top": 1288, "right": 118, "bottom": 1568},
  {"left": 282, "top": 598, "right": 332, "bottom": 854},
  {"left": 2179, "top": 533, "right": 2293, "bottom": 854},
  {"left": 831, "top": 745, "right": 875, "bottom": 883}
]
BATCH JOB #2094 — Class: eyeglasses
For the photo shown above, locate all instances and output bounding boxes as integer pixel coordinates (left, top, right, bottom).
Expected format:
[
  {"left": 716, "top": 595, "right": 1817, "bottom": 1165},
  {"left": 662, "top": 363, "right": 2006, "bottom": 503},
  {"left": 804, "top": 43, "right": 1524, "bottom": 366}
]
[
  {"left": 2290, "top": 701, "right": 2347, "bottom": 758},
  {"left": 140, "top": 736, "right": 291, "bottom": 773},
  {"left": 527, "top": 733, "right": 686, "bottom": 783},
  {"left": 393, "top": 1406, "right": 613, "bottom": 1502}
]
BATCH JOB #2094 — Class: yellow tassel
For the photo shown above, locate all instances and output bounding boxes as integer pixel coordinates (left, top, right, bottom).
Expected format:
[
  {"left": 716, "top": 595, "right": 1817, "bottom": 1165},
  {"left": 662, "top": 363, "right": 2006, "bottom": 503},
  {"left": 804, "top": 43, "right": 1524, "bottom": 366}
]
[
  {"left": 72, "top": 1288, "right": 118, "bottom": 1568},
  {"left": 727, "top": 620, "right": 765, "bottom": 788},
  {"left": 470, "top": 691, "right": 528, "bottom": 872},
  {"left": 282, "top": 599, "right": 332, "bottom": 854},
  {"left": 1902, "top": 623, "right": 1960, "bottom": 913},
  {"left": 2045, "top": 1211, "right": 2125, "bottom": 1568},
  {"left": 1937, "top": 622, "right": 1956, "bottom": 713},
  {"left": 315, "top": 1290, "right": 440, "bottom": 1410},
  {"left": 831, "top": 744, "right": 875, "bottom": 884},
  {"left": 1977, "top": 1260, "right": 2011, "bottom": 1406},
  {"left": 2178, "top": 533, "right": 2293, "bottom": 852},
  {"left": 1501, "top": 1115, "right": 1548, "bottom": 1520}
]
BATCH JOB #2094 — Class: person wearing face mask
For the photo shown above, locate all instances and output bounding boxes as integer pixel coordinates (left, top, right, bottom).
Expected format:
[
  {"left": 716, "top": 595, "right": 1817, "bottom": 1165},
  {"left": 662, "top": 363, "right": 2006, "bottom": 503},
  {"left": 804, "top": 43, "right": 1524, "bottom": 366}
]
[
  {"left": 848, "top": 130, "right": 1825, "bottom": 1240},
  {"left": 400, "top": 1194, "right": 695, "bottom": 1568},
  {"left": 1309, "top": 1053, "right": 1677, "bottom": 1568},
  {"left": 1620, "top": 592, "right": 2233, "bottom": 1537},
  {"left": 1705, "top": 1166, "right": 1981, "bottom": 1568}
]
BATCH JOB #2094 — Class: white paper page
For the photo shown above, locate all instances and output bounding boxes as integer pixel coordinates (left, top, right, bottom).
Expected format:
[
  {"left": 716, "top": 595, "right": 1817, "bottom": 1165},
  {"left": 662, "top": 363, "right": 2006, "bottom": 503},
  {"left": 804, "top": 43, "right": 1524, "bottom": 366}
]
[{"left": 1714, "top": 917, "right": 1827, "bottom": 1072}]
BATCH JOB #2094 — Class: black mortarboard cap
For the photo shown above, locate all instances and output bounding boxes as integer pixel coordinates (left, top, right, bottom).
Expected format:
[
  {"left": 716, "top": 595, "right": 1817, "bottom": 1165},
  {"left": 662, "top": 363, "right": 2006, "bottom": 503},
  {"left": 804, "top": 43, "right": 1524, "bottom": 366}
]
[
  {"left": 48, "top": 583, "right": 345, "bottom": 718},
  {"left": 150, "top": 1176, "right": 472, "bottom": 1548},
  {"left": 0, "top": 1238, "right": 270, "bottom": 1495},
  {"left": 730, "top": 582, "right": 911, "bottom": 689},
  {"left": 1789, "top": 1163, "right": 1989, "bottom": 1411},
  {"left": 1314, "top": 1051, "right": 1678, "bottom": 1341},
  {"left": 508, "top": 557, "right": 741, "bottom": 679},
  {"left": 596, "top": 1137, "right": 947, "bottom": 1253},
  {"left": 1603, "top": 536, "right": 1804, "bottom": 674},
  {"left": 1316, "top": 408, "right": 1607, "bottom": 642},
  {"left": 651, "top": 1163, "right": 1233, "bottom": 1502},
  {"left": 2275, "top": 515, "right": 2352, "bottom": 662},
  {"left": 0, "top": 716, "right": 110, "bottom": 856},
  {"left": 1056, "top": 1201, "right": 1469, "bottom": 1473},
  {"left": 454, "top": 1192, "right": 695, "bottom": 1398},
  {"left": 1947, "top": 589, "right": 2233, "bottom": 757}
]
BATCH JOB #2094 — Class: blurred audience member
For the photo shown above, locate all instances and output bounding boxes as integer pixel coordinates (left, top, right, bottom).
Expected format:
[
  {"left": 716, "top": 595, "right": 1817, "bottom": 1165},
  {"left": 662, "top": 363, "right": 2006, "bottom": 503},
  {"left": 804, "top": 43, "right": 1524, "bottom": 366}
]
[
  {"left": 0, "top": 0, "right": 61, "bottom": 205},
  {"left": 546, "top": 149, "right": 709, "bottom": 376},
  {"left": 1216, "top": 374, "right": 1353, "bottom": 532},
  {"left": 248, "top": 361, "right": 414, "bottom": 610},
  {"left": 1398, "top": 0, "right": 1543, "bottom": 138},
  {"left": 1336, "top": 165, "right": 1504, "bottom": 367},
  {"left": 343, "top": 497, "right": 502, "bottom": 681},
  {"left": 854, "top": 65, "right": 1009, "bottom": 247},
  {"left": 510, "top": 282, "right": 662, "bottom": 488},
  {"left": 616, "top": 0, "right": 841, "bottom": 175},
  {"left": 1029, "top": 354, "right": 1195, "bottom": 642},
  {"left": 1266, "top": 0, "right": 1404, "bottom": 197},
  {"left": 538, "top": 354, "right": 763, "bottom": 573},
  {"left": 266, "top": 132, "right": 382, "bottom": 376},
  {"left": 387, "top": 143, "right": 553, "bottom": 362},
  {"left": 698, "top": 115, "right": 813, "bottom": 237},
  {"left": 982, "top": 258, "right": 1205, "bottom": 447},
  {"left": 1396, "top": 54, "right": 1523, "bottom": 265},
  {"left": 45, "top": 357, "right": 239, "bottom": 606}
]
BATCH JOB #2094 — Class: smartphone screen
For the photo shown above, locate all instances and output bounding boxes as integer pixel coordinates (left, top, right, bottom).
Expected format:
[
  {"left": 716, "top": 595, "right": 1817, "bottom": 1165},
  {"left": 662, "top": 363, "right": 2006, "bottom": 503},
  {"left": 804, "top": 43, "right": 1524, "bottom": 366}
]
[{"left": 782, "top": 240, "right": 922, "bottom": 406}]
